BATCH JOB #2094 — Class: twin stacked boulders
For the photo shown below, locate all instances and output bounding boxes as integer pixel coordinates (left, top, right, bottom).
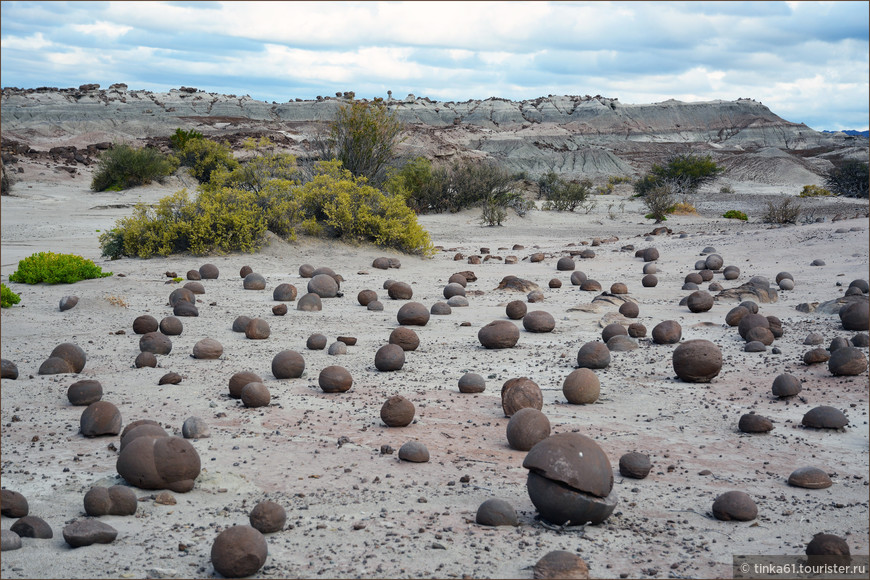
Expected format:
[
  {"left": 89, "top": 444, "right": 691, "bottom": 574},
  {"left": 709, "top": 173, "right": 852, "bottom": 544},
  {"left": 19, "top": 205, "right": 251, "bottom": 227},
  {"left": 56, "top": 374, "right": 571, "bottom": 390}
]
[{"left": 116, "top": 433, "right": 201, "bottom": 492}]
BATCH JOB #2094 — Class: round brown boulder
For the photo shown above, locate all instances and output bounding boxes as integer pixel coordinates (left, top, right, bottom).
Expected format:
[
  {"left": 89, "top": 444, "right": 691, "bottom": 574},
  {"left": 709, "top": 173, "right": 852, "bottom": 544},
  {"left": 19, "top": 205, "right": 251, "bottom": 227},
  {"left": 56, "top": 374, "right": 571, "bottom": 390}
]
[
  {"left": 193, "top": 338, "right": 222, "bottom": 359},
  {"left": 684, "top": 272, "right": 703, "bottom": 285},
  {"left": 59, "top": 295, "right": 79, "bottom": 312},
  {"left": 806, "top": 533, "right": 850, "bottom": 559},
  {"left": 388, "top": 281, "right": 413, "bottom": 300},
  {"left": 199, "top": 263, "right": 219, "bottom": 279},
  {"left": 532, "top": 550, "right": 590, "bottom": 580},
  {"left": 828, "top": 346, "right": 868, "bottom": 376},
  {"left": 38, "top": 356, "right": 74, "bottom": 375},
  {"left": 430, "top": 301, "right": 451, "bottom": 315},
  {"left": 307, "top": 274, "right": 339, "bottom": 298},
  {"left": 116, "top": 435, "right": 201, "bottom": 493},
  {"left": 506, "top": 300, "right": 527, "bottom": 320},
  {"left": 723, "top": 265, "right": 740, "bottom": 280},
  {"left": 80, "top": 401, "right": 122, "bottom": 437},
  {"left": 242, "top": 273, "right": 266, "bottom": 290},
  {"left": 271, "top": 350, "right": 305, "bottom": 379},
  {"left": 140, "top": 332, "right": 172, "bottom": 355},
  {"left": 476, "top": 498, "right": 519, "bottom": 527},
  {"left": 549, "top": 278, "right": 562, "bottom": 289},
  {"left": 772, "top": 373, "right": 802, "bottom": 398},
  {"left": 367, "top": 300, "right": 383, "bottom": 311},
  {"left": 788, "top": 467, "right": 833, "bottom": 490},
  {"left": 745, "top": 326, "right": 775, "bottom": 346},
  {"left": 686, "top": 291, "right": 714, "bottom": 313},
  {"left": 767, "top": 315, "right": 783, "bottom": 338},
  {"left": 241, "top": 382, "right": 270, "bottom": 408},
  {"left": 652, "top": 320, "right": 682, "bottom": 344},
  {"left": 211, "top": 525, "right": 268, "bottom": 578},
  {"left": 119, "top": 422, "right": 167, "bottom": 451},
  {"left": 803, "top": 348, "right": 831, "bottom": 365},
  {"left": 642, "top": 247, "right": 659, "bottom": 262},
  {"left": 523, "top": 432, "right": 616, "bottom": 525},
  {"left": 186, "top": 269, "right": 201, "bottom": 281},
  {"left": 389, "top": 327, "right": 420, "bottom": 351},
  {"left": 839, "top": 300, "right": 869, "bottom": 331},
  {"left": 250, "top": 501, "right": 286, "bottom": 534},
  {"left": 619, "top": 452, "right": 652, "bottom": 479},
  {"left": 83, "top": 485, "right": 138, "bottom": 517},
  {"left": 802, "top": 406, "right": 848, "bottom": 429},
  {"left": 239, "top": 265, "right": 253, "bottom": 278},
  {"left": 372, "top": 257, "right": 391, "bottom": 270},
  {"left": 10, "top": 516, "right": 53, "bottom": 539},
  {"left": 243, "top": 318, "right": 270, "bottom": 340},
  {"left": 712, "top": 491, "right": 757, "bottom": 521},
  {"left": 1, "top": 359, "right": 19, "bottom": 380},
  {"left": 570, "top": 271, "right": 587, "bottom": 285},
  {"left": 133, "top": 315, "right": 159, "bottom": 334},
  {"left": 506, "top": 408, "right": 551, "bottom": 451},
  {"left": 579, "top": 279, "right": 602, "bottom": 292},
  {"left": 229, "top": 371, "right": 263, "bottom": 399},
  {"left": 556, "top": 257, "right": 575, "bottom": 271},
  {"left": 357, "top": 289, "right": 377, "bottom": 306},
  {"left": 232, "top": 316, "right": 252, "bottom": 333},
  {"left": 738, "top": 413, "right": 773, "bottom": 433},
  {"left": 705, "top": 254, "right": 724, "bottom": 270},
  {"left": 397, "top": 302, "right": 429, "bottom": 326},
  {"left": 443, "top": 283, "right": 466, "bottom": 299},
  {"left": 319, "top": 366, "right": 353, "bottom": 393},
  {"left": 169, "top": 287, "right": 195, "bottom": 307},
  {"left": 642, "top": 263, "right": 657, "bottom": 275},
  {"left": 501, "top": 377, "right": 543, "bottom": 417},
  {"left": 51, "top": 343, "right": 87, "bottom": 373},
  {"left": 374, "top": 344, "right": 405, "bottom": 372},
  {"left": 68, "top": 380, "right": 103, "bottom": 406},
  {"left": 135, "top": 352, "right": 158, "bottom": 368},
  {"left": 576, "top": 341, "right": 610, "bottom": 369},
  {"left": 628, "top": 322, "right": 647, "bottom": 338},
  {"left": 449, "top": 272, "right": 469, "bottom": 286},
  {"left": 380, "top": 395, "right": 415, "bottom": 427},
  {"left": 641, "top": 274, "right": 658, "bottom": 287},
  {"left": 398, "top": 441, "right": 430, "bottom": 462},
  {"left": 273, "top": 283, "right": 297, "bottom": 302},
  {"left": 672, "top": 339, "right": 722, "bottom": 383},
  {"left": 296, "top": 293, "right": 323, "bottom": 312},
  {"left": 607, "top": 335, "right": 638, "bottom": 351},
  {"left": 738, "top": 313, "right": 770, "bottom": 339},
  {"left": 306, "top": 333, "right": 327, "bottom": 350},
  {"left": 479, "top": 320, "right": 520, "bottom": 349},
  {"left": 725, "top": 306, "right": 750, "bottom": 327},
  {"left": 1, "top": 490, "right": 29, "bottom": 518},
  {"left": 524, "top": 310, "right": 555, "bottom": 333},
  {"left": 272, "top": 304, "right": 287, "bottom": 316},
  {"left": 601, "top": 322, "right": 627, "bottom": 343},
  {"left": 159, "top": 316, "right": 183, "bottom": 336},
  {"left": 619, "top": 302, "right": 639, "bottom": 318},
  {"left": 183, "top": 281, "right": 205, "bottom": 295},
  {"left": 298, "top": 264, "right": 315, "bottom": 278},
  {"left": 458, "top": 372, "right": 486, "bottom": 393},
  {"left": 562, "top": 368, "right": 600, "bottom": 404}
]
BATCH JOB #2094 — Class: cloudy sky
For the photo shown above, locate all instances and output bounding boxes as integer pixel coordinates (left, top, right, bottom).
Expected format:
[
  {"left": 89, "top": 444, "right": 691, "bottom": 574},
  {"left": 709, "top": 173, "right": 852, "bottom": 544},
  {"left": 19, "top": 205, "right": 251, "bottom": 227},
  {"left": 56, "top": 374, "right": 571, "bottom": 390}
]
[{"left": 1, "top": 1, "right": 868, "bottom": 130}]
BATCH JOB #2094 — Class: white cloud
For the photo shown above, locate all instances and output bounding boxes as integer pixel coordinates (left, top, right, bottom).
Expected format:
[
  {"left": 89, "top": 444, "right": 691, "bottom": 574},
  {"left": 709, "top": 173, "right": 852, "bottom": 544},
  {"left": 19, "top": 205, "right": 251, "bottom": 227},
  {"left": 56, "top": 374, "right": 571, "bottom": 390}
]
[
  {"left": 72, "top": 21, "right": 132, "bottom": 39},
  {"left": 1, "top": 32, "right": 53, "bottom": 51}
]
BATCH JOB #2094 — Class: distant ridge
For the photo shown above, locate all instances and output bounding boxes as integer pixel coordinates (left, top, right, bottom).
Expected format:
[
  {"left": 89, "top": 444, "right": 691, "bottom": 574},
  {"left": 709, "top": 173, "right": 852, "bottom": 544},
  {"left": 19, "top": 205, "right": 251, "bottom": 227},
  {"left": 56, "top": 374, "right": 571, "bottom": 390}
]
[{"left": 822, "top": 130, "right": 869, "bottom": 138}]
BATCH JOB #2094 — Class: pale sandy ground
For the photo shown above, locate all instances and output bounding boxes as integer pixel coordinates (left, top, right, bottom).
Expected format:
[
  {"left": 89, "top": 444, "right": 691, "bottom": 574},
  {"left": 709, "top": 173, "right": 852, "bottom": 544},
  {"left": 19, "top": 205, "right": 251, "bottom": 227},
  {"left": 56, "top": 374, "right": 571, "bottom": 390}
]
[{"left": 1, "top": 163, "right": 868, "bottom": 579}]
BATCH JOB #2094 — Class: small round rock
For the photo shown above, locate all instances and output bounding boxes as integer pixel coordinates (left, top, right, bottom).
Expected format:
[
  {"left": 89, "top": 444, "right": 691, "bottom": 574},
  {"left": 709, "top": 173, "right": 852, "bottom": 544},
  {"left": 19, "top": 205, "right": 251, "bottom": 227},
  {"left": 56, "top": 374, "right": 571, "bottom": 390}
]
[
  {"left": 319, "top": 366, "right": 353, "bottom": 393},
  {"left": 211, "top": 525, "right": 268, "bottom": 578},
  {"left": 307, "top": 333, "right": 328, "bottom": 350},
  {"left": 619, "top": 452, "right": 652, "bottom": 479},
  {"left": 788, "top": 467, "right": 833, "bottom": 489},
  {"left": 67, "top": 380, "right": 103, "bottom": 406},
  {"left": 712, "top": 491, "right": 757, "bottom": 521},
  {"left": 476, "top": 498, "right": 518, "bottom": 527},
  {"left": 576, "top": 341, "right": 610, "bottom": 369},
  {"left": 193, "top": 338, "right": 223, "bottom": 359},
  {"left": 380, "top": 395, "right": 415, "bottom": 427},
  {"left": 271, "top": 350, "right": 305, "bottom": 379},
  {"left": 398, "top": 441, "right": 430, "bottom": 463},
  {"left": 532, "top": 550, "right": 590, "bottom": 580},
  {"left": 506, "top": 300, "right": 527, "bottom": 320},
  {"left": 374, "top": 344, "right": 405, "bottom": 371},
  {"left": 562, "top": 368, "right": 600, "bottom": 404},
  {"left": 772, "top": 373, "right": 802, "bottom": 398},
  {"left": 249, "top": 501, "right": 286, "bottom": 534},
  {"left": 245, "top": 318, "right": 271, "bottom": 340},
  {"left": 182, "top": 416, "right": 210, "bottom": 439},
  {"left": 802, "top": 406, "right": 848, "bottom": 429},
  {"left": 389, "top": 327, "right": 420, "bottom": 351},
  {"left": 523, "top": 310, "right": 555, "bottom": 333},
  {"left": 806, "top": 533, "right": 850, "bottom": 558},
  {"left": 652, "top": 320, "right": 681, "bottom": 344},
  {"left": 828, "top": 346, "right": 868, "bottom": 376},
  {"left": 738, "top": 413, "right": 774, "bottom": 433},
  {"left": 241, "top": 383, "right": 270, "bottom": 408},
  {"left": 672, "top": 339, "right": 722, "bottom": 383},
  {"left": 458, "top": 372, "right": 486, "bottom": 393}
]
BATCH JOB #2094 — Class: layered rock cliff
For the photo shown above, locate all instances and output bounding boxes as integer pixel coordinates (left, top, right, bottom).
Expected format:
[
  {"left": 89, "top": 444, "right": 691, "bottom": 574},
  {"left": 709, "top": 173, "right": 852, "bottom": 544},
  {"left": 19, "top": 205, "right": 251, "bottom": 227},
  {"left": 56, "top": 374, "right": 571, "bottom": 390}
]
[{"left": 2, "top": 84, "right": 866, "bottom": 185}]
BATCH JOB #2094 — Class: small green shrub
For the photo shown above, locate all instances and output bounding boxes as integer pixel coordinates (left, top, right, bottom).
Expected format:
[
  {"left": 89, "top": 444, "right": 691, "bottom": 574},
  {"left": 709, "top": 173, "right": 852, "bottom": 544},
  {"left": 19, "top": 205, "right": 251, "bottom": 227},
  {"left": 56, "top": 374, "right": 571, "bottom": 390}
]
[
  {"left": 538, "top": 172, "right": 594, "bottom": 211},
  {"left": 169, "top": 128, "right": 204, "bottom": 150},
  {"left": 762, "top": 197, "right": 802, "bottom": 224},
  {"left": 720, "top": 185, "right": 735, "bottom": 194},
  {"left": 645, "top": 213, "right": 666, "bottom": 221},
  {"left": 723, "top": 209, "right": 748, "bottom": 220},
  {"left": 799, "top": 184, "right": 832, "bottom": 197},
  {"left": 91, "top": 144, "right": 179, "bottom": 191},
  {"left": 642, "top": 184, "right": 675, "bottom": 223},
  {"left": 607, "top": 175, "right": 633, "bottom": 186},
  {"left": 1, "top": 283, "right": 21, "bottom": 307},
  {"left": 176, "top": 138, "right": 238, "bottom": 183},
  {"left": 9, "top": 252, "right": 112, "bottom": 284}
]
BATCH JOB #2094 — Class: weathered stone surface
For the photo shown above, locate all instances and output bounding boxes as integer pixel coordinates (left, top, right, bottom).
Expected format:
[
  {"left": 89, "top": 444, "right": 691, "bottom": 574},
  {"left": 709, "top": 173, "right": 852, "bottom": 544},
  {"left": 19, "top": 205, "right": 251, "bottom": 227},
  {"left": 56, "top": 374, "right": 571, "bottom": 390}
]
[
  {"left": 140, "top": 332, "right": 172, "bottom": 355},
  {"left": 10, "top": 515, "right": 53, "bottom": 539},
  {"left": 738, "top": 413, "right": 773, "bottom": 433},
  {"left": 788, "top": 467, "right": 833, "bottom": 489},
  {"left": 245, "top": 318, "right": 271, "bottom": 340},
  {"left": 380, "top": 395, "right": 415, "bottom": 427},
  {"left": 501, "top": 377, "right": 543, "bottom": 417},
  {"left": 397, "top": 302, "right": 429, "bottom": 326},
  {"left": 374, "top": 344, "right": 405, "bottom": 372},
  {"left": 271, "top": 350, "right": 305, "bottom": 379},
  {"left": 840, "top": 300, "right": 869, "bottom": 331},
  {"left": 746, "top": 326, "right": 775, "bottom": 345},
  {"left": 479, "top": 320, "right": 520, "bottom": 349},
  {"left": 80, "top": 401, "right": 122, "bottom": 437},
  {"left": 63, "top": 519, "right": 118, "bottom": 548},
  {"left": 199, "top": 263, "right": 219, "bottom": 279},
  {"left": 619, "top": 452, "right": 652, "bottom": 479},
  {"left": 319, "top": 366, "right": 353, "bottom": 393},
  {"left": 398, "top": 441, "right": 429, "bottom": 462},
  {"left": 506, "top": 300, "right": 527, "bottom": 320},
  {"left": 296, "top": 292, "right": 323, "bottom": 311},
  {"left": 716, "top": 283, "right": 778, "bottom": 303},
  {"left": 672, "top": 340, "right": 722, "bottom": 383},
  {"left": 159, "top": 316, "right": 183, "bottom": 336},
  {"left": 506, "top": 408, "right": 550, "bottom": 451},
  {"left": 651, "top": 320, "right": 681, "bottom": 344},
  {"left": 576, "top": 341, "right": 610, "bottom": 369},
  {"left": 67, "top": 379, "right": 103, "bottom": 406},
  {"left": 628, "top": 323, "right": 647, "bottom": 338},
  {"left": 562, "top": 368, "right": 600, "bottom": 405},
  {"left": 687, "top": 291, "right": 714, "bottom": 313},
  {"left": 158, "top": 372, "right": 182, "bottom": 385},
  {"left": 1, "top": 529, "right": 22, "bottom": 551},
  {"left": 828, "top": 346, "right": 868, "bottom": 376},
  {"left": 50, "top": 342, "right": 87, "bottom": 373},
  {"left": 802, "top": 406, "right": 848, "bottom": 429},
  {"left": 475, "top": 498, "right": 519, "bottom": 527},
  {"left": 712, "top": 491, "right": 757, "bottom": 521},
  {"left": 229, "top": 371, "right": 262, "bottom": 398},
  {"left": 241, "top": 382, "right": 270, "bottom": 408},
  {"left": 193, "top": 338, "right": 223, "bottom": 359},
  {"left": 387, "top": 281, "right": 413, "bottom": 300},
  {"left": 250, "top": 501, "right": 286, "bottom": 534},
  {"left": 497, "top": 275, "right": 539, "bottom": 292},
  {"left": 523, "top": 310, "right": 555, "bottom": 333},
  {"left": 133, "top": 314, "right": 160, "bottom": 334},
  {"left": 772, "top": 373, "right": 802, "bottom": 397},
  {"left": 803, "top": 348, "right": 831, "bottom": 365},
  {"left": 533, "top": 550, "right": 590, "bottom": 580},
  {"left": 84, "top": 485, "right": 138, "bottom": 516},
  {"left": 458, "top": 372, "right": 486, "bottom": 393},
  {"left": 1, "top": 490, "right": 29, "bottom": 518},
  {"left": 273, "top": 283, "right": 297, "bottom": 302},
  {"left": 116, "top": 435, "right": 201, "bottom": 492},
  {"left": 211, "top": 525, "right": 268, "bottom": 578},
  {"left": 1, "top": 358, "right": 19, "bottom": 380}
]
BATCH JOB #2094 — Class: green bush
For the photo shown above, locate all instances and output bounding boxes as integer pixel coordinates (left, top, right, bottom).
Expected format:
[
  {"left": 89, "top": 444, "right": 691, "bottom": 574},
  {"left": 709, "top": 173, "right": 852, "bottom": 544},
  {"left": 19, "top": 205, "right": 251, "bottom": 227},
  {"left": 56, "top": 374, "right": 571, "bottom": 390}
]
[
  {"left": 634, "top": 153, "right": 724, "bottom": 196},
  {"left": 642, "top": 184, "right": 675, "bottom": 223},
  {"left": 799, "top": 184, "right": 832, "bottom": 197},
  {"left": 208, "top": 138, "right": 299, "bottom": 193},
  {"left": 176, "top": 137, "right": 238, "bottom": 183},
  {"left": 321, "top": 99, "right": 404, "bottom": 182},
  {"left": 538, "top": 172, "right": 594, "bottom": 211},
  {"left": 100, "top": 160, "right": 433, "bottom": 258},
  {"left": 9, "top": 252, "right": 112, "bottom": 284},
  {"left": 383, "top": 157, "right": 445, "bottom": 213},
  {"left": 1, "top": 283, "right": 21, "bottom": 307},
  {"left": 824, "top": 159, "right": 869, "bottom": 198},
  {"left": 762, "top": 197, "right": 801, "bottom": 224},
  {"left": 169, "top": 128, "right": 204, "bottom": 150},
  {"left": 723, "top": 209, "right": 748, "bottom": 220},
  {"left": 91, "top": 144, "right": 179, "bottom": 192}
]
